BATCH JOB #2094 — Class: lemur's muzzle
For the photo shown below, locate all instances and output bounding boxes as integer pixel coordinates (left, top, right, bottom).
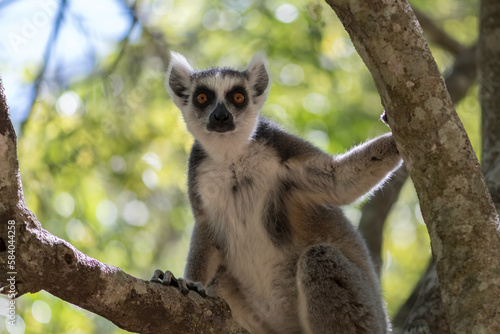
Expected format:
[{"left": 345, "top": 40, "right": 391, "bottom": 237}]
[{"left": 207, "top": 103, "right": 235, "bottom": 133}]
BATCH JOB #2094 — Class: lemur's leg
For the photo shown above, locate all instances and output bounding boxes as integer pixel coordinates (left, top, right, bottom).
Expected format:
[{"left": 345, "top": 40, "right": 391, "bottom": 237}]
[{"left": 296, "top": 244, "right": 387, "bottom": 334}]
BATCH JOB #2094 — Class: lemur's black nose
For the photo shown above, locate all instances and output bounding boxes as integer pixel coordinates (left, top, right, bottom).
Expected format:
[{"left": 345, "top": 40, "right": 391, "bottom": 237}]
[
  {"left": 212, "top": 103, "right": 230, "bottom": 122},
  {"left": 208, "top": 103, "right": 235, "bottom": 133}
]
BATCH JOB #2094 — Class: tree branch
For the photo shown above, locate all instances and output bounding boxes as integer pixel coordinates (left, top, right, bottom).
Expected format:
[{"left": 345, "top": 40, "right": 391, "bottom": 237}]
[
  {"left": 0, "top": 75, "right": 247, "bottom": 334},
  {"left": 390, "top": 43, "right": 477, "bottom": 333},
  {"left": 391, "top": 260, "right": 433, "bottom": 332},
  {"left": 105, "top": 1, "right": 139, "bottom": 76},
  {"left": 358, "top": 165, "right": 407, "bottom": 276},
  {"left": 480, "top": 0, "right": 500, "bottom": 210},
  {"left": 118, "top": 0, "right": 171, "bottom": 69},
  {"left": 20, "top": 0, "right": 67, "bottom": 135},
  {"left": 325, "top": 1, "right": 500, "bottom": 333},
  {"left": 413, "top": 8, "right": 464, "bottom": 56},
  {"left": 445, "top": 45, "right": 477, "bottom": 103},
  {"left": 359, "top": 43, "right": 477, "bottom": 278},
  {"left": 399, "top": 261, "right": 449, "bottom": 333}
]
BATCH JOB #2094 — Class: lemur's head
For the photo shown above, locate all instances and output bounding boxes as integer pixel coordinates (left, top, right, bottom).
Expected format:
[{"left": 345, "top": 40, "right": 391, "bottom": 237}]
[{"left": 166, "top": 52, "right": 270, "bottom": 159}]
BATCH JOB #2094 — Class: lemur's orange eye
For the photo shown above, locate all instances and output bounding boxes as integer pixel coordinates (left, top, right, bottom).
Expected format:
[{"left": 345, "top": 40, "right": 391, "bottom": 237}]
[
  {"left": 196, "top": 93, "right": 208, "bottom": 104},
  {"left": 233, "top": 93, "right": 245, "bottom": 104}
]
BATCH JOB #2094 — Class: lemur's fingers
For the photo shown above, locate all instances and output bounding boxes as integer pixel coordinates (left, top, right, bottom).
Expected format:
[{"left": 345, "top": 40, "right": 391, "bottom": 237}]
[
  {"left": 150, "top": 269, "right": 206, "bottom": 297},
  {"left": 150, "top": 269, "right": 165, "bottom": 282},
  {"left": 176, "top": 277, "right": 189, "bottom": 295},
  {"left": 161, "top": 270, "right": 175, "bottom": 286}
]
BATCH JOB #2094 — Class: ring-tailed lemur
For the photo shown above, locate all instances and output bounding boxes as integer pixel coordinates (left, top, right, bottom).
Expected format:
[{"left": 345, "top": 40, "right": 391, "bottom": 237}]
[{"left": 151, "top": 52, "right": 401, "bottom": 334}]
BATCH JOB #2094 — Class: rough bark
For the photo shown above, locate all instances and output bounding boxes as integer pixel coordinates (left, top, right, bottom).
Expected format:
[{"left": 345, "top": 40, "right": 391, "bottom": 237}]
[
  {"left": 359, "top": 44, "right": 476, "bottom": 279},
  {"left": 480, "top": 0, "right": 500, "bottom": 210},
  {"left": 0, "top": 77, "right": 247, "bottom": 334},
  {"left": 325, "top": 0, "right": 500, "bottom": 333},
  {"left": 390, "top": 44, "right": 477, "bottom": 334}
]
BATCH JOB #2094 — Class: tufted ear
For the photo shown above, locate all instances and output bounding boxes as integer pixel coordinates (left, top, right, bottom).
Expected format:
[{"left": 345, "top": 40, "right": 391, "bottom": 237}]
[
  {"left": 166, "top": 52, "right": 194, "bottom": 108},
  {"left": 246, "top": 52, "right": 271, "bottom": 99}
]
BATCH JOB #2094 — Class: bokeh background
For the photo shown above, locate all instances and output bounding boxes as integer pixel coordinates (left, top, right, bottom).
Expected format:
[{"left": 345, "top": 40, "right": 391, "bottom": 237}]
[{"left": 0, "top": 0, "right": 479, "bottom": 333}]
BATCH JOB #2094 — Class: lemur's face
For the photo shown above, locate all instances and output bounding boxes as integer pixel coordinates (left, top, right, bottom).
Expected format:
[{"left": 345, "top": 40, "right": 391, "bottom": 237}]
[{"left": 166, "top": 53, "right": 270, "bottom": 143}]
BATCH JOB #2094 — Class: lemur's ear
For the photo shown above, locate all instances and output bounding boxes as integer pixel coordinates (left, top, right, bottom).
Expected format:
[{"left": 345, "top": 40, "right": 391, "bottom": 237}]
[
  {"left": 246, "top": 52, "right": 270, "bottom": 99},
  {"left": 166, "top": 52, "right": 194, "bottom": 107}
]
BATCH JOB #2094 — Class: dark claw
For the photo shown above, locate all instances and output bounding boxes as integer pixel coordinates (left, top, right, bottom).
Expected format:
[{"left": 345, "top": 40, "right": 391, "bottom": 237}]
[
  {"left": 161, "top": 270, "right": 175, "bottom": 286},
  {"left": 177, "top": 277, "right": 189, "bottom": 295},
  {"left": 149, "top": 269, "right": 207, "bottom": 298},
  {"left": 150, "top": 269, "right": 165, "bottom": 282},
  {"left": 380, "top": 110, "right": 389, "bottom": 126}
]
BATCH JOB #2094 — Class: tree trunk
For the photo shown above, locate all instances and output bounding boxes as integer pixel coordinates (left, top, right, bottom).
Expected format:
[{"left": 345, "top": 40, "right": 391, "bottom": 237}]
[
  {"left": 358, "top": 165, "right": 407, "bottom": 276},
  {"left": 391, "top": 44, "right": 477, "bottom": 334},
  {"left": 480, "top": 0, "right": 500, "bottom": 210},
  {"left": 325, "top": 0, "right": 500, "bottom": 333}
]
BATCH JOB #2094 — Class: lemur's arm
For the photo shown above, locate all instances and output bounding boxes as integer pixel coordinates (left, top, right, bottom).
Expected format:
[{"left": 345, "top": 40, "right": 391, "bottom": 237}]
[
  {"left": 287, "top": 133, "right": 401, "bottom": 205},
  {"left": 150, "top": 218, "right": 219, "bottom": 297},
  {"left": 184, "top": 221, "right": 221, "bottom": 286},
  {"left": 183, "top": 143, "right": 221, "bottom": 286}
]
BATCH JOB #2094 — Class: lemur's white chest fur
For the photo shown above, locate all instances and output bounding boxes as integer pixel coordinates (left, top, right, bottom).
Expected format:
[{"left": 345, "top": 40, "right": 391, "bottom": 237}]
[{"left": 197, "top": 141, "right": 285, "bottom": 301}]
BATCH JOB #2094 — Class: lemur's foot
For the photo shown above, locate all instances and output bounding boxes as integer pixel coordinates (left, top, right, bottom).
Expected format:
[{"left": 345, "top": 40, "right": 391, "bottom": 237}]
[{"left": 150, "top": 269, "right": 207, "bottom": 297}]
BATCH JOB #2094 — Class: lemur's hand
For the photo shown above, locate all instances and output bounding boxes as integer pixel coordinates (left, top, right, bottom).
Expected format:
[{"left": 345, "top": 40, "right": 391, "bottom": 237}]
[{"left": 150, "top": 269, "right": 207, "bottom": 298}]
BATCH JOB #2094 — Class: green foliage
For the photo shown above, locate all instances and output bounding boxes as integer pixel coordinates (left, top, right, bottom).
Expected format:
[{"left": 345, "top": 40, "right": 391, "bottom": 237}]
[{"left": 3, "top": 0, "right": 480, "bottom": 332}]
